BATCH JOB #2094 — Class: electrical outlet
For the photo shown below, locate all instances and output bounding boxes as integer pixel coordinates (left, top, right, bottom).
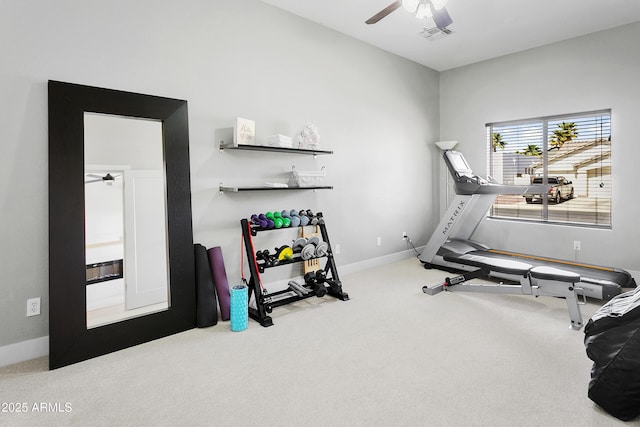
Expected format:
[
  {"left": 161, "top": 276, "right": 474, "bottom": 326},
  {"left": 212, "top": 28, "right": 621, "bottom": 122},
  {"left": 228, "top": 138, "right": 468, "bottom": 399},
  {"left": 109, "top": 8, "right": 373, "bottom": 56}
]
[
  {"left": 574, "top": 240, "right": 581, "bottom": 251},
  {"left": 334, "top": 243, "right": 341, "bottom": 254},
  {"left": 376, "top": 237, "right": 382, "bottom": 246},
  {"left": 402, "top": 232, "right": 408, "bottom": 240},
  {"left": 27, "top": 297, "right": 41, "bottom": 317}
]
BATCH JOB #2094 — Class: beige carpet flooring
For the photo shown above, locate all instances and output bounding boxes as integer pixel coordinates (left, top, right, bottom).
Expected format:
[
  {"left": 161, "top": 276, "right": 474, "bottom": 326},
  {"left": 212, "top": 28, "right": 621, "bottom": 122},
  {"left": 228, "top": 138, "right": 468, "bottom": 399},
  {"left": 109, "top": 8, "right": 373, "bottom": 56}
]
[{"left": 0, "top": 257, "right": 636, "bottom": 426}]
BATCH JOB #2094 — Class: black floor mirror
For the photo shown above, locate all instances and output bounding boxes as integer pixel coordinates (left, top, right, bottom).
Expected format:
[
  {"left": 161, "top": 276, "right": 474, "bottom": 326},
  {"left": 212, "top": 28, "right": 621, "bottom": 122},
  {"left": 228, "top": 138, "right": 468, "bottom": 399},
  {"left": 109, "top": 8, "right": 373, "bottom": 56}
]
[{"left": 48, "top": 80, "right": 196, "bottom": 369}]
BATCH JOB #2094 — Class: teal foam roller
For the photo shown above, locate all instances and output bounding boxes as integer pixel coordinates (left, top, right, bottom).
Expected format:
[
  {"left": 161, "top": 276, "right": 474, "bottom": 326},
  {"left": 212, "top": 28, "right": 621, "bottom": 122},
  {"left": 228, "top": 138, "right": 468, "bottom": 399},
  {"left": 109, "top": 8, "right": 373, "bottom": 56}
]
[{"left": 230, "top": 285, "right": 248, "bottom": 332}]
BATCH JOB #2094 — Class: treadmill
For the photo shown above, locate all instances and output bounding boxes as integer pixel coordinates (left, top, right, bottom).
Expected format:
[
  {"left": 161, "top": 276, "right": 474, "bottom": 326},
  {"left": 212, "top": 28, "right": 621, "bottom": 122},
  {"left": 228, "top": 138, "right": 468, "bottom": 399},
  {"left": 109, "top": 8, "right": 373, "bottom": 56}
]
[{"left": 419, "top": 149, "right": 635, "bottom": 300}]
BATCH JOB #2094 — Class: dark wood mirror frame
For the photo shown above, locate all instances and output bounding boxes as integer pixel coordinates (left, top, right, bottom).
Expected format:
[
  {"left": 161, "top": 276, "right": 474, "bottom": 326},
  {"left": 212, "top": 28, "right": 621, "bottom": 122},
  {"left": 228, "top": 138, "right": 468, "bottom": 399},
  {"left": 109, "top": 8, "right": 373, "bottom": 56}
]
[{"left": 48, "top": 80, "right": 196, "bottom": 369}]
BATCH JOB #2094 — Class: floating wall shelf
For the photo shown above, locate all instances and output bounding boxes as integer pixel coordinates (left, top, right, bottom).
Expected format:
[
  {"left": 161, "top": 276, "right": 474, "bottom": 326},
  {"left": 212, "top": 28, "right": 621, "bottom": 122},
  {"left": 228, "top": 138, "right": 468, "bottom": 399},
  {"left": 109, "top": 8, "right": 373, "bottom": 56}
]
[
  {"left": 219, "top": 185, "right": 333, "bottom": 193},
  {"left": 219, "top": 142, "right": 333, "bottom": 156},
  {"left": 219, "top": 140, "right": 333, "bottom": 193}
]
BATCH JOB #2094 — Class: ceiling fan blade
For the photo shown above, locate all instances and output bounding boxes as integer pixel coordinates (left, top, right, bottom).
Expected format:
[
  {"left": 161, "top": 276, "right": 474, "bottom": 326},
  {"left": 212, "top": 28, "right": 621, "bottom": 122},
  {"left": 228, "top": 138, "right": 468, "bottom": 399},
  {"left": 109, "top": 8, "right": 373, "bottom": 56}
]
[
  {"left": 432, "top": 5, "right": 453, "bottom": 29},
  {"left": 366, "top": 1, "right": 402, "bottom": 25},
  {"left": 85, "top": 179, "right": 102, "bottom": 184},
  {"left": 86, "top": 173, "right": 102, "bottom": 179}
]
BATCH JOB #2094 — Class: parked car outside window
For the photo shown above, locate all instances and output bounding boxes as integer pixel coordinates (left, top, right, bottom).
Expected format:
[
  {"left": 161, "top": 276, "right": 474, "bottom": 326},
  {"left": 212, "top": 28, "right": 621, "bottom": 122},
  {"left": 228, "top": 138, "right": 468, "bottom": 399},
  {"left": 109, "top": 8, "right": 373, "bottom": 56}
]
[{"left": 524, "top": 176, "right": 574, "bottom": 204}]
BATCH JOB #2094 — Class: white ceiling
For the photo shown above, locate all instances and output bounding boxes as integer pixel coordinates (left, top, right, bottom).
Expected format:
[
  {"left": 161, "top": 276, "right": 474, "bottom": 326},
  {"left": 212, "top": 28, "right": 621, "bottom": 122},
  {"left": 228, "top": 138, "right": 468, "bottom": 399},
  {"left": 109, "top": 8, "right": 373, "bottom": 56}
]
[{"left": 259, "top": 0, "right": 640, "bottom": 71}]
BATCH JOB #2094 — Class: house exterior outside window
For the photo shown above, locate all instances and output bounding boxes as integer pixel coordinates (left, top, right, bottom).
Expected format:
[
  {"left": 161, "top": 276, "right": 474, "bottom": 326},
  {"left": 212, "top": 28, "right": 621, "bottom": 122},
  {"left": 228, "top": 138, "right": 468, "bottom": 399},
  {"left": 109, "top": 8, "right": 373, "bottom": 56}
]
[{"left": 487, "top": 110, "right": 611, "bottom": 228}]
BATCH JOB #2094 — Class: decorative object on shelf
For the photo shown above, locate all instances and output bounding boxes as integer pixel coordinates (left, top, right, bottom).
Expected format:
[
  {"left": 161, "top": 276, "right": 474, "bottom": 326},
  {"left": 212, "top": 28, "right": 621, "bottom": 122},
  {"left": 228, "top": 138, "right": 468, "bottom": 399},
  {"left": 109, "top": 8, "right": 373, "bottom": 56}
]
[
  {"left": 296, "top": 122, "right": 320, "bottom": 150},
  {"left": 288, "top": 165, "right": 326, "bottom": 188},
  {"left": 234, "top": 117, "right": 255, "bottom": 146},
  {"left": 266, "top": 134, "right": 292, "bottom": 148},
  {"left": 264, "top": 182, "right": 288, "bottom": 188}
]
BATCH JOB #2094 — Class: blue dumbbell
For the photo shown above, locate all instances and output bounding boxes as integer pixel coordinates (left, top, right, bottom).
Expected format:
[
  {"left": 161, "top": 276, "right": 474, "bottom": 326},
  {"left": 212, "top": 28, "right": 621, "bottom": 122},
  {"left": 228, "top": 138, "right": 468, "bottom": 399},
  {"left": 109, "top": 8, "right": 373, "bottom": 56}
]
[
  {"left": 298, "top": 210, "right": 310, "bottom": 226},
  {"left": 289, "top": 210, "right": 301, "bottom": 227}
]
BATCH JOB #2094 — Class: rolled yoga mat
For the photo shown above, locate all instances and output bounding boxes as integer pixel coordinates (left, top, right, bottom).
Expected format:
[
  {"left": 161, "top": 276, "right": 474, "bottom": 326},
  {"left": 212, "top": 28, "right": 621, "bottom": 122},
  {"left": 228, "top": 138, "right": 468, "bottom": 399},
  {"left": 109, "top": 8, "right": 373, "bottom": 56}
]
[
  {"left": 208, "top": 246, "right": 231, "bottom": 321},
  {"left": 230, "top": 285, "right": 248, "bottom": 332},
  {"left": 194, "top": 244, "right": 218, "bottom": 327}
]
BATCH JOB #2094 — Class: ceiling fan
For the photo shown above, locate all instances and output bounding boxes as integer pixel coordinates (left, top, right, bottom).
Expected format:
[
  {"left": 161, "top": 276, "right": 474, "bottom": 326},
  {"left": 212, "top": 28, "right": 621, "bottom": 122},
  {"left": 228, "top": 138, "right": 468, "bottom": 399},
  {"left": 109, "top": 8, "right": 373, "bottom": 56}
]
[
  {"left": 366, "top": 0, "right": 453, "bottom": 30},
  {"left": 85, "top": 173, "right": 120, "bottom": 184}
]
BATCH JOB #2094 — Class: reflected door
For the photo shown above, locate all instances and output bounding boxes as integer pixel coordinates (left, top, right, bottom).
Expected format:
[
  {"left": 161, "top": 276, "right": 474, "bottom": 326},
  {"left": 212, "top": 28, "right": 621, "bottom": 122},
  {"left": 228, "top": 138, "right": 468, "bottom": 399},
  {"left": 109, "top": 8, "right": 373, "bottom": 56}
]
[{"left": 124, "top": 169, "right": 169, "bottom": 310}]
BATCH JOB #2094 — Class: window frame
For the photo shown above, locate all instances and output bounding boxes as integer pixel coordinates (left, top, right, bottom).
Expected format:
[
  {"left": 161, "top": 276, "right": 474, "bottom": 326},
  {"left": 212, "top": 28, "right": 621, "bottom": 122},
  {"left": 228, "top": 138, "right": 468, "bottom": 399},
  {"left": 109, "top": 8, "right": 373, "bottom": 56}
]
[{"left": 486, "top": 109, "right": 612, "bottom": 229}]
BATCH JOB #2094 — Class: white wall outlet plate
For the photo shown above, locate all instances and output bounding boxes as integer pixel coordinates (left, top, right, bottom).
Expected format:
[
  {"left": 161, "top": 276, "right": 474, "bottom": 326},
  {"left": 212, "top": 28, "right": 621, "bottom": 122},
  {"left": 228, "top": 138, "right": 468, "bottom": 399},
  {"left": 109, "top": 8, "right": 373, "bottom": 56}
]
[{"left": 27, "top": 297, "right": 41, "bottom": 317}]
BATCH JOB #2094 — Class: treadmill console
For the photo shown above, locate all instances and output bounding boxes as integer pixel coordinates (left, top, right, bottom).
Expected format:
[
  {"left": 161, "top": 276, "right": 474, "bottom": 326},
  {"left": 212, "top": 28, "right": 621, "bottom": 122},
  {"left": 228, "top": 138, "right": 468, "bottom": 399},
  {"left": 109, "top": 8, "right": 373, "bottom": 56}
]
[
  {"left": 442, "top": 149, "right": 547, "bottom": 196},
  {"left": 444, "top": 150, "right": 473, "bottom": 177},
  {"left": 443, "top": 150, "right": 489, "bottom": 192}
]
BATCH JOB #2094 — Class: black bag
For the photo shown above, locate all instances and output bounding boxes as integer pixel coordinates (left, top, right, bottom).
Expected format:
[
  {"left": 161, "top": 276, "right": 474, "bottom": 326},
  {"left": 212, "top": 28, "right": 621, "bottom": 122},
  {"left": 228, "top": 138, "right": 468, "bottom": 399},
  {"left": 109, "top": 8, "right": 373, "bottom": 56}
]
[{"left": 584, "top": 287, "right": 640, "bottom": 421}]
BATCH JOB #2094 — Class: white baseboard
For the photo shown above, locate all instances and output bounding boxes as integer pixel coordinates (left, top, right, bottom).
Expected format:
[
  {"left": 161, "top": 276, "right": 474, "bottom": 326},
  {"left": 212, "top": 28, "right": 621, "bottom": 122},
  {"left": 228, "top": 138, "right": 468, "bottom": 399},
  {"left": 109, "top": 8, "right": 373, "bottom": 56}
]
[
  {"left": 339, "top": 247, "right": 423, "bottom": 277},
  {"left": 0, "top": 247, "right": 423, "bottom": 368},
  {"left": 0, "top": 336, "right": 48, "bottom": 368}
]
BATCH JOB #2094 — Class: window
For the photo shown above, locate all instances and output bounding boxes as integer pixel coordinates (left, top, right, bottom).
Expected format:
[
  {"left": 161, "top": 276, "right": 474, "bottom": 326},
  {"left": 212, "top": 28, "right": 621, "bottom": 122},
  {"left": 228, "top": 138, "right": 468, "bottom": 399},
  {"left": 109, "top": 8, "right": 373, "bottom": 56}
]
[{"left": 487, "top": 110, "right": 611, "bottom": 228}]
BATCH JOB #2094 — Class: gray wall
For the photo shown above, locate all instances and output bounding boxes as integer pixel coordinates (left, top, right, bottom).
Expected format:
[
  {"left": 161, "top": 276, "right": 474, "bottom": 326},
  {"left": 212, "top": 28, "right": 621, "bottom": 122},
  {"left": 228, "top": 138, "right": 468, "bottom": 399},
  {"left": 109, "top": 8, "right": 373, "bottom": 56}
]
[
  {"left": 0, "top": 0, "right": 440, "bottom": 348},
  {"left": 439, "top": 22, "right": 640, "bottom": 271}
]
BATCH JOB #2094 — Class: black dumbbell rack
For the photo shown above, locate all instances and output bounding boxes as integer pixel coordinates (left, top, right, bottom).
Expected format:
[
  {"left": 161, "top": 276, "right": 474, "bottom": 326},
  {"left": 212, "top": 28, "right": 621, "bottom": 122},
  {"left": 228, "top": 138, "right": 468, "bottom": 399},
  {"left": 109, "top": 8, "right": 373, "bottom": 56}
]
[{"left": 240, "top": 212, "right": 349, "bottom": 327}]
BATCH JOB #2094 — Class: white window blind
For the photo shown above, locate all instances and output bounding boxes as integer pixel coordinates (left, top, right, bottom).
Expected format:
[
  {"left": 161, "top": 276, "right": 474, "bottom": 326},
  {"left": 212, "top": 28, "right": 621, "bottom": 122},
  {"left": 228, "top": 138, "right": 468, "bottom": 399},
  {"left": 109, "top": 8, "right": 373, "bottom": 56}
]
[{"left": 487, "top": 110, "right": 611, "bottom": 227}]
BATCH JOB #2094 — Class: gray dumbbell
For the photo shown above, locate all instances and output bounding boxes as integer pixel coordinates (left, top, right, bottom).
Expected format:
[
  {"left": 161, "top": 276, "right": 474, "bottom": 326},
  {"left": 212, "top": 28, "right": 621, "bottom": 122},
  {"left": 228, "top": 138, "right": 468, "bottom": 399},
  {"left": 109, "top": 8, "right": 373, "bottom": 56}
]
[
  {"left": 292, "top": 237, "right": 308, "bottom": 252},
  {"left": 315, "top": 241, "right": 329, "bottom": 257},
  {"left": 300, "top": 237, "right": 327, "bottom": 260},
  {"left": 288, "top": 280, "right": 310, "bottom": 296}
]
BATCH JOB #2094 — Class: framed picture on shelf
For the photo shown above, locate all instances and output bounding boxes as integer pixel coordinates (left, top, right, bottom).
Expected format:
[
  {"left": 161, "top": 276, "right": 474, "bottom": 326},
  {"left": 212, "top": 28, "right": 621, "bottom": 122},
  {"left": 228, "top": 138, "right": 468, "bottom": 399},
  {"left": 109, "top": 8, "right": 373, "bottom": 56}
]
[{"left": 234, "top": 117, "right": 255, "bottom": 146}]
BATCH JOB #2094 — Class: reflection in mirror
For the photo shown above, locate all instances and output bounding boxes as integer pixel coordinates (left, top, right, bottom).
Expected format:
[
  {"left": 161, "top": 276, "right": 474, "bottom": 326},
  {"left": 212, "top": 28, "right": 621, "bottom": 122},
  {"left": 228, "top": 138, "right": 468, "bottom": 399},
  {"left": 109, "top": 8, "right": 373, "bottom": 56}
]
[{"left": 84, "top": 113, "right": 169, "bottom": 328}]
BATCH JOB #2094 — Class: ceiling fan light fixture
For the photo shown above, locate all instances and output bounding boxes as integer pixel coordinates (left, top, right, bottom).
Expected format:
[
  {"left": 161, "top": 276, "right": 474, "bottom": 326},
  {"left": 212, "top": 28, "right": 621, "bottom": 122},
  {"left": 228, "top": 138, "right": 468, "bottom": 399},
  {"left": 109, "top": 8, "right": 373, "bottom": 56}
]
[
  {"left": 366, "top": 0, "right": 452, "bottom": 26},
  {"left": 416, "top": 2, "right": 433, "bottom": 19},
  {"left": 402, "top": 0, "right": 420, "bottom": 13}
]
